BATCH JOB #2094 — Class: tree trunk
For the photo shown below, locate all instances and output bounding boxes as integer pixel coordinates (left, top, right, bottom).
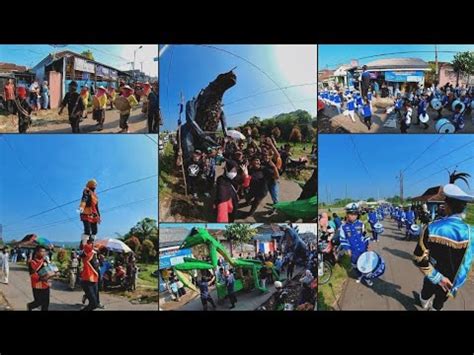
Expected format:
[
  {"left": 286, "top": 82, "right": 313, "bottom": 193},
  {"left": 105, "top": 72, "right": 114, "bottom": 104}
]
[
  {"left": 456, "top": 71, "right": 460, "bottom": 87},
  {"left": 229, "top": 241, "right": 233, "bottom": 258}
]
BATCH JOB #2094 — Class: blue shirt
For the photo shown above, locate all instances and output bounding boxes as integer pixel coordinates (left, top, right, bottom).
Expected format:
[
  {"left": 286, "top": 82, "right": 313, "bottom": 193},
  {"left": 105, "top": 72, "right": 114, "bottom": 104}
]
[
  {"left": 339, "top": 220, "right": 368, "bottom": 265},
  {"left": 347, "top": 100, "right": 355, "bottom": 110},
  {"left": 362, "top": 104, "right": 371, "bottom": 117},
  {"left": 368, "top": 211, "right": 378, "bottom": 224},
  {"left": 199, "top": 281, "right": 210, "bottom": 298}
]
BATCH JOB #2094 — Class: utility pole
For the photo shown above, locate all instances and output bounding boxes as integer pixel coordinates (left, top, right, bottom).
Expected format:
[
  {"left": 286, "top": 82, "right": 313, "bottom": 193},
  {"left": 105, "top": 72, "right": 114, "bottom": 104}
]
[
  {"left": 326, "top": 185, "right": 329, "bottom": 205},
  {"left": 399, "top": 170, "right": 404, "bottom": 204},
  {"left": 435, "top": 45, "right": 439, "bottom": 84},
  {"left": 345, "top": 184, "right": 348, "bottom": 200}
]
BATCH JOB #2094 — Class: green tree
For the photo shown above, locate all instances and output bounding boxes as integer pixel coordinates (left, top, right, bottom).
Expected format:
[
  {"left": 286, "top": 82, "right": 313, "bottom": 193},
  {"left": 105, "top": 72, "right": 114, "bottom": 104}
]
[
  {"left": 246, "top": 116, "right": 261, "bottom": 128},
  {"left": 125, "top": 236, "right": 141, "bottom": 254},
  {"left": 367, "top": 197, "right": 375, "bottom": 202},
  {"left": 223, "top": 224, "right": 257, "bottom": 256},
  {"left": 124, "top": 218, "right": 158, "bottom": 243},
  {"left": 451, "top": 51, "right": 474, "bottom": 86},
  {"left": 81, "top": 50, "right": 95, "bottom": 61},
  {"left": 141, "top": 239, "right": 157, "bottom": 263}
]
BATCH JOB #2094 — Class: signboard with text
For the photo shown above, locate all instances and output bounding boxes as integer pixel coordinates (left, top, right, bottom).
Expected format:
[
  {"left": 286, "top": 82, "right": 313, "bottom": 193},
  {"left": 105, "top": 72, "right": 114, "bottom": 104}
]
[
  {"left": 74, "top": 57, "right": 95, "bottom": 73},
  {"left": 384, "top": 70, "right": 424, "bottom": 83}
]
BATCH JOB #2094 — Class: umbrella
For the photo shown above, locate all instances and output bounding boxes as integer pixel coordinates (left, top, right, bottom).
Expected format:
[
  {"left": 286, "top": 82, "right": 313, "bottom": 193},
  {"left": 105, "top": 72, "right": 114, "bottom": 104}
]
[
  {"left": 95, "top": 238, "right": 132, "bottom": 253},
  {"left": 226, "top": 129, "right": 245, "bottom": 141},
  {"left": 36, "top": 237, "right": 53, "bottom": 248}
]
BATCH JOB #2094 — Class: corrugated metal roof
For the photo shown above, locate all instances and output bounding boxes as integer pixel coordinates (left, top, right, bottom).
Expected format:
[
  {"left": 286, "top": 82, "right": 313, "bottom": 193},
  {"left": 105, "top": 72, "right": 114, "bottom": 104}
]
[{"left": 365, "top": 58, "right": 430, "bottom": 70}]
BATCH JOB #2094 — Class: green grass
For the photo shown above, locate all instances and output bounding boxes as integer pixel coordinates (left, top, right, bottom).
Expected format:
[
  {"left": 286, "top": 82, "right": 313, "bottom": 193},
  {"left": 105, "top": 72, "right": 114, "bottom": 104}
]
[
  {"left": 318, "top": 255, "right": 352, "bottom": 310},
  {"left": 137, "top": 262, "right": 158, "bottom": 288},
  {"left": 466, "top": 204, "right": 474, "bottom": 225},
  {"left": 159, "top": 142, "right": 177, "bottom": 195}
]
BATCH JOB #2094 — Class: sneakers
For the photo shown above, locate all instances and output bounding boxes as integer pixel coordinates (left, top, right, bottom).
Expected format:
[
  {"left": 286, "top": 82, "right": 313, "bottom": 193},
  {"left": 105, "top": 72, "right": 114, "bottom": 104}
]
[
  {"left": 82, "top": 294, "right": 87, "bottom": 305},
  {"left": 419, "top": 294, "right": 434, "bottom": 310},
  {"left": 97, "top": 303, "right": 105, "bottom": 309},
  {"left": 356, "top": 276, "right": 363, "bottom": 284},
  {"left": 365, "top": 279, "right": 373, "bottom": 287}
]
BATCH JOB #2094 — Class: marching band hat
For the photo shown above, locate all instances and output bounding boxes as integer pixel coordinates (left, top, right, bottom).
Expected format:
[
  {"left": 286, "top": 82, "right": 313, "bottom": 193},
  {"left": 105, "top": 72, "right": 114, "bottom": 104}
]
[
  {"left": 345, "top": 202, "right": 359, "bottom": 213},
  {"left": 443, "top": 184, "right": 474, "bottom": 202}
]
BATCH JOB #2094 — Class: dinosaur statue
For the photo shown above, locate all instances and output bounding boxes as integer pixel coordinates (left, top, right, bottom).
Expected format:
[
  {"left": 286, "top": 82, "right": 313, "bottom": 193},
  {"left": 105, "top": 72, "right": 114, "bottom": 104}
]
[
  {"left": 180, "top": 70, "right": 237, "bottom": 159},
  {"left": 172, "top": 227, "right": 279, "bottom": 300}
]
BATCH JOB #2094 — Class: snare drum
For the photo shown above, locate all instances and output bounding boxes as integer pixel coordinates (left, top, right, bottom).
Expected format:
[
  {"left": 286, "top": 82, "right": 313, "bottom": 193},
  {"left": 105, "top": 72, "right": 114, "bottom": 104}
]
[
  {"left": 357, "top": 251, "right": 386, "bottom": 279},
  {"left": 435, "top": 118, "right": 455, "bottom": 134},
  {"left": 373, "top": 223, "right": 384, "bottom": 234},
  {"left": 409, "top": 224, "right": 421, "bottom": 236},
  {"left": 452, "top": 99, "right": 465, "bottom": 112}
]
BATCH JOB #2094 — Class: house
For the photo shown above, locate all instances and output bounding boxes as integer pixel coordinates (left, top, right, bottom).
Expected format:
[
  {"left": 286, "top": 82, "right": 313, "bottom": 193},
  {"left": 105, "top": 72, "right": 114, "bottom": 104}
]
[
  {"left": 412, "top": 185, "right": 445, "bottom": 219},
  {"left": 436, "top": 62, "right": 474, "bottom": 88},
  {"left": 31, "top": 50, "right": 131, "bottom": 109}
]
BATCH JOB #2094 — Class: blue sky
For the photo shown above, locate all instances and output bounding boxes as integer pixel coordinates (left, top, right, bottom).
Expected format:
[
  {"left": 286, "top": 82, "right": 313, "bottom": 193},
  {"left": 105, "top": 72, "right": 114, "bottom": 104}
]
[
  {"left": 319, "top": 135, "right": 474, "bottom": 202},
  {"left": 0, "top": 44, "right": 158, "bottom": 77},
  {"left": 319, "top": 45, "right": 474, "bottom": 69},
  {"left": 159, "top": 45, "right": 316, "bottom": 131},
  {"left": 0, "top": 135, "right": 158, "bottom": 242}
]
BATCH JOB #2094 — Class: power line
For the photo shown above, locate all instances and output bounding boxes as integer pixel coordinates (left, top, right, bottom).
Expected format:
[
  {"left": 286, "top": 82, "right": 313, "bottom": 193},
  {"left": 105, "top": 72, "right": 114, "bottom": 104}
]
[
  {"left": 405, "top": 139, "right": 474, "bottom": 179},
  {"left": 199, "top": 45, "right": 297, "bottom": 110},
  {"left": 1, "top": 136, "right": 82, "bottom": 232},
  {"left": 410, "top": 156, "right": 474, "bottom": 187},
  {"left": 3, "top": 174, "right": 158, "bottom": 229},
  {"left": 6, "top": 196, "right": 158, "bottom": 237},
  {"left": 349, "top": 136, "right": 372, "bottom": 181},
  {"left": 224, "top": 82, "right": 317, "bottom": 107},
  {"left": 402, "top": 135, "right": 444, "bottom": 173},
  {"left": 145, "top": 134, "right": 159, "bottom": 145},
  {"left": 228, "top": 98, "right": 314, "bottom": 117}
]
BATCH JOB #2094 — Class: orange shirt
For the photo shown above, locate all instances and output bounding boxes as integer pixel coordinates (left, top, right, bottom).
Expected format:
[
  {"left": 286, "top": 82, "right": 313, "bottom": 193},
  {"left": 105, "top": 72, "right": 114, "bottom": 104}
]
[
  {"left": 80, "top": 243, "right": 99, "bottom": 283},
  {"left": 4, "top": 83, "right": 15, "bottom": 100},
  {"left": 29, "top": 257, "right": 50, "bottom": 289}
]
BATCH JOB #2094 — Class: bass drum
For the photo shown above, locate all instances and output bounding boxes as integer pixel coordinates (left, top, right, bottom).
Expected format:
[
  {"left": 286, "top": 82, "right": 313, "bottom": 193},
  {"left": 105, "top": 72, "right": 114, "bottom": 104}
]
[
  {"left": 435, "top": 118, "right": 455, "bottom": 134},
  {"left": 357, "top": 251, "right": 386, "bottom": 279},
  {"left": 431, "top": 98, "right": 442, "bottom": 110},
  {"left": 114, "top": 96, "right": 131, "bottom": 112}
]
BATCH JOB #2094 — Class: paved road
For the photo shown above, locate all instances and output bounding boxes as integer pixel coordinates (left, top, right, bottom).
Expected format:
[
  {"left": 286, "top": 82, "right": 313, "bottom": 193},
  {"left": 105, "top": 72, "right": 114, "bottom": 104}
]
[
  {"left": 0, "top": 264, "right": 158, "bottom": 311},
  {"left": 0, "top": 106, "right": 149, "bottom": 133},
  {"left": 321, "top": 103, "right": 474, "bottom": 134},
  {"left": 160, "top": 266, "right": 304, "bottom": 311},
  {"left": 338, "top": 219, "right": 474, "bottom": 310}
]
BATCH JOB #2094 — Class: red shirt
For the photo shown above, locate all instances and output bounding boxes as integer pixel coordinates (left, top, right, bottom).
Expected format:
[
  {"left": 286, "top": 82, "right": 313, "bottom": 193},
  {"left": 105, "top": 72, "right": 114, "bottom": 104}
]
[
  {"left": 80, "top": 243, "right": 99, "bottom": 283},
  {"left": 29, "top": 257, "right": 50, "bottom": 289}
]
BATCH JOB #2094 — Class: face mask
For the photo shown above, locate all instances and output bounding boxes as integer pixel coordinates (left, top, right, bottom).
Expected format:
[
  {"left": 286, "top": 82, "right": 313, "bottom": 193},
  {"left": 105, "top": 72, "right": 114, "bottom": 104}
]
[
  {"left": 90, "top": 187, "right": 96, "bottom": 191},
  {"left": 226, "top": 171, "right": 237, "bottom": 180}
]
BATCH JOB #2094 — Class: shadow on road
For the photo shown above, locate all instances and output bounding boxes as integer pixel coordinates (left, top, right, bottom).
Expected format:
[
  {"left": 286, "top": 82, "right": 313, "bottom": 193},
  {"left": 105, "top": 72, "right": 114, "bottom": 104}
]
[
  {"left": 370, "top": 278, "right": 418, "bottom": 311},
  {"left": 382, "top": 247, "right": 414, "bottom": 262}
]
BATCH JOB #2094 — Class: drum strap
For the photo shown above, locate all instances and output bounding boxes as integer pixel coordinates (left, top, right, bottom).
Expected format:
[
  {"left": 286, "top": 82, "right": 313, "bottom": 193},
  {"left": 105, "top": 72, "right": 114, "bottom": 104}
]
[{"left": 14, "top": 98, "right": 31, "bottom": 118}]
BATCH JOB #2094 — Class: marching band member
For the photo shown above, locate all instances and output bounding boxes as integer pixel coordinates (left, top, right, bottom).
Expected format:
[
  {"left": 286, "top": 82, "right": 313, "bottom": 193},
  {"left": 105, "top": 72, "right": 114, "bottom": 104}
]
[
  {"left": 346, "top": 94, "right": 356, "bottom": 122},
  {"left": 361, "top": 98, "right": 372, "bottom": 131},
  {"left": 368, "top": 208, "right": 379, "bottom": 242},
  {"left": 400, "top": 101, "right": 412, "bottom": 134},
  {"left": 339, "top": 203, "right": 372, "bottom": 286},
  {"left": 92, "top": 86, "right": 107, "bottom": 131},
  {"left": 15, "top": 86, "right": 32, "bottom": 133},
  {"left": 397, "top": 206, "right": 405, "bottom": 231},
  {"left": 413, "top": 171, "right": 474, "bottom": 311},
  {"left": 404, "top": 206, "right": 416, "bottom": 240},
  {"left": 451, "top": 103, "right": 465, "bottom": 132},
  {"left": 416, "top": 94, "right": 429, "bottom": 129},
  {"left": 333, "top": 90, "right": 342, "bottom": 114}
]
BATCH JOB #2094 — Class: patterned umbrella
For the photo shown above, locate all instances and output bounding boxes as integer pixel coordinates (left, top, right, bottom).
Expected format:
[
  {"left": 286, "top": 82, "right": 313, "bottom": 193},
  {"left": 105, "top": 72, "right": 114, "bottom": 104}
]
[{"left": 95, "top": 238, "right": 132, "bottom": 253}]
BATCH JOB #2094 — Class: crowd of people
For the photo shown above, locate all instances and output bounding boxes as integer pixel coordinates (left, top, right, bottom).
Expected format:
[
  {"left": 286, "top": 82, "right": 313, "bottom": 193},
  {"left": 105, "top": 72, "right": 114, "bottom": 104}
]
[
  {"left": 177, "top": 129, "right": 314, "bottom": 222},
  {"left": 319, "top": 66, "right": 473, "bottom": 133},
  {"left": 2, "top": 78, "right": 159, "bottom": 133}
]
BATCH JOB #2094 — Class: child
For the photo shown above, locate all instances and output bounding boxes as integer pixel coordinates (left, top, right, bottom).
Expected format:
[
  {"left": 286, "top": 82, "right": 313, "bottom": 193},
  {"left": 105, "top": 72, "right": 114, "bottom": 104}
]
[
  {"left": 15, "top": 87, "right": 32, "bottom": 133},
  {"left": 346, "top": 94, "right": 356, "bottom": 122},
  {"left": 451, "top": 103, "right": 465, "bottom": 132},
  {"left": 362, "top": 98, "right": 372, "bottom": 130},
  {"left": 400, "top": 102, "right": 412, "bottom": 134}
]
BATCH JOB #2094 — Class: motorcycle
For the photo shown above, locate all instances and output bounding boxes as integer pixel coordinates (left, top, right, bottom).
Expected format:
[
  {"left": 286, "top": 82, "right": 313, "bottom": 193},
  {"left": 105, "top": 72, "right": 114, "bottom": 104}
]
[
  {"left": 102, "top": 264, "right": 128, "bottom": 291},
  {"left": 317, "top": 240, "right": 333, "bottom": 285}
]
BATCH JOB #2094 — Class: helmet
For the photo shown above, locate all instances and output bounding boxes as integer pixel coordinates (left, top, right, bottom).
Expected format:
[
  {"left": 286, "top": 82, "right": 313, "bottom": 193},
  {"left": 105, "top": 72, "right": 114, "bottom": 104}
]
[
  {"left": 274, "top": 281, "right": 283, "bottom": 289},
  {"left": 345, "top": 202, "right": 359, "bottom": 213}
]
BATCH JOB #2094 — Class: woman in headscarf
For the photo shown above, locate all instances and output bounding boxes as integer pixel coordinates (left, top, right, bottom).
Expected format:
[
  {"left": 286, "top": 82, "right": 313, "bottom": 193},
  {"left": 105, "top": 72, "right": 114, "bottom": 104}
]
[{"left": 215, "top": 160, "right": 244, "bottom": 223}]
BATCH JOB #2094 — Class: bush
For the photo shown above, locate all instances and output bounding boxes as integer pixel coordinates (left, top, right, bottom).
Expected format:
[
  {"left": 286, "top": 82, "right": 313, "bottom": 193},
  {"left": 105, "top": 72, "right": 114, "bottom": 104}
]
[
  {"left": 251, "top": 127, "right": 259, "bottom": 139},
  {"left": 289, "top": 126, "right": 302, "bottom": 142},
  {"left": 141, "top": 240, "right": 157, "bottom": 263},
  {"left": 271, "top": 127, "right": 281, "bottom": 140}
]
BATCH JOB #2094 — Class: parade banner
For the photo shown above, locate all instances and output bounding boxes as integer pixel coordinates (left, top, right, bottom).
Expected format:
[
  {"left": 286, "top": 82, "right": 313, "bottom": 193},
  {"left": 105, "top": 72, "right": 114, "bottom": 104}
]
[
  {"left": 159, "top": 248, "right": 193, "bottom": 269},
  {"left": 96, "top": 65, "right": 110, "bottom": 78},
  {"left": 74, "top": 57, "right": 95, "bottom": 73},
  {"left": 384, "top": 70, "right": 424, "bottom": 82}
]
